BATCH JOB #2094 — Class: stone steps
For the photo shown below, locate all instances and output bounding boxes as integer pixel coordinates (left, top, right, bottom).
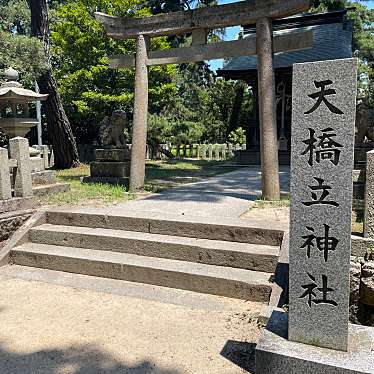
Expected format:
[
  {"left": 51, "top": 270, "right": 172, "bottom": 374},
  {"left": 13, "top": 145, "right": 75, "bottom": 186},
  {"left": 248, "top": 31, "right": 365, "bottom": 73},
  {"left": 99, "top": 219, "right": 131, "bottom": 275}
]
[
  {"left": 45, "top": 209, "right": 284, "bottom": 245},
  {"left": 4, "top": 208, "right": 283, "bottom": 301},
  {"left": 28, "top": 224, "right": 279, "bottom": 272},
  {"left": 10, "top": 243, "right": 273, "bottom": 301}
]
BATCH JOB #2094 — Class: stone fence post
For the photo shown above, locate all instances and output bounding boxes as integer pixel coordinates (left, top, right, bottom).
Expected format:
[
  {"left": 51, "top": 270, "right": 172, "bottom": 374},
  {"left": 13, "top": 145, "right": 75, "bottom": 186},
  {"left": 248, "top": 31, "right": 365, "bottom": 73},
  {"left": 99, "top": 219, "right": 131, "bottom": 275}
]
[
  {"left": 228, "top": 143, "right": 233, "bottom": 157},
  {"left": 222, "top": 144, "right": 227, "bottom": 160},
  {"left": 9, "top": 137, "right": 33, "bottom": 198},
  {"left": 0, "top": 147, "right": 11, "bottom": 200},
  {"left": 197, "top": 144, "right": 201, "bottom": 159},
  {"left": 208, "top": 144, "right": 213, "bottom": 159},
  {"left": 364, "top": 150, "right": 374, "bottom": 238},
  {"left": 215, "top": 145, "right": 220, "bottom": 160},
  {"left": 202, "top": 144, "right": 207, "bottom": 160}
]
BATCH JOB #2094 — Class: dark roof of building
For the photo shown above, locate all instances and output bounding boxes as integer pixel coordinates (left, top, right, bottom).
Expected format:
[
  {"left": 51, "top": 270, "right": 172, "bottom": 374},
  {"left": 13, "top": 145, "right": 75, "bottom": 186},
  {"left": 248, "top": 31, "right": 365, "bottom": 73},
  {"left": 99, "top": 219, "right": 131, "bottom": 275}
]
[{"left": 217, "top": 10, "right": 353, "bottom": 80}]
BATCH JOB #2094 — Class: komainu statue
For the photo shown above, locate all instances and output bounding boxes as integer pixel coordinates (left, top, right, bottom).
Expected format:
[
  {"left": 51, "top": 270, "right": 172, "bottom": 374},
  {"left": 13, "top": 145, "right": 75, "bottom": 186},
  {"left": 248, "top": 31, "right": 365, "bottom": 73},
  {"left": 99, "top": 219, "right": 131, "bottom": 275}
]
[
  {"left": 355, "top": 101, "right": 374, "bottom": 144},
  {"left": 99, "top": 110, "right": 127, "bottom": 147}
]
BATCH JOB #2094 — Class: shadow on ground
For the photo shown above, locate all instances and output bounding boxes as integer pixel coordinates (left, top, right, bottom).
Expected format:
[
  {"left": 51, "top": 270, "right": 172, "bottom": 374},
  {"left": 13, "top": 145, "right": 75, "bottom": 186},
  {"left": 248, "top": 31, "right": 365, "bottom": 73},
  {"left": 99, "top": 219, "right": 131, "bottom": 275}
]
[
  {"left": 220, "top": 340, "right": 257, "bottom": 373},
  {"left": 0, "top": 342, "right": 180, "bottom": 374}
]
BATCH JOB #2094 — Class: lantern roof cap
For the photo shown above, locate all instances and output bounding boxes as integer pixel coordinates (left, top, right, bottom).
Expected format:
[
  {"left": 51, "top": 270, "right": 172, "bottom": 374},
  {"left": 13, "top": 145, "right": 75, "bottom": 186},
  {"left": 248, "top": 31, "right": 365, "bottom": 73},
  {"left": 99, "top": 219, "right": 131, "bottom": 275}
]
[{"left": 0, "top": 67, "right": 48, "bottom": 102}]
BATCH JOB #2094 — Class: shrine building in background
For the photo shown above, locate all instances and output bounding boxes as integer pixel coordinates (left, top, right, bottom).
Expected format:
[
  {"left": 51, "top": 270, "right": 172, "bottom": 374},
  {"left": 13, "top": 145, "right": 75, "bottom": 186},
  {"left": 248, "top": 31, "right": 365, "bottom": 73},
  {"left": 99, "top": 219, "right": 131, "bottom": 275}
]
[{"left": 217, "top": 9, "right": 353, "bottom": 165}]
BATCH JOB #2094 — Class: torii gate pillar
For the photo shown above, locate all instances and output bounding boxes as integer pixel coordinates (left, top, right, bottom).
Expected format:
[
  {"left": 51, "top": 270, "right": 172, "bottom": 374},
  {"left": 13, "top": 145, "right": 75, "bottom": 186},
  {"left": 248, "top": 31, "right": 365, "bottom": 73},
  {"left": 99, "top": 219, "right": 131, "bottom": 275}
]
[
  {"left": 256, "top": 17, "right": 280, "bottom": 200},
  {"left": 130, "top": 34, "right": 149, "bottom": 191}
]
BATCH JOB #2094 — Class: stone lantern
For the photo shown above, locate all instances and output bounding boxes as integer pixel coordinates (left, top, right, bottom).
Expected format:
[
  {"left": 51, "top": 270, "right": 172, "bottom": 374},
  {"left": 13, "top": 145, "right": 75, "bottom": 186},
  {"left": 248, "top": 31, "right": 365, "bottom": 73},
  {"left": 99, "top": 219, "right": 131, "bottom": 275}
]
[{"left": 0, "top": 67, "right": 48, "bottom": 138}]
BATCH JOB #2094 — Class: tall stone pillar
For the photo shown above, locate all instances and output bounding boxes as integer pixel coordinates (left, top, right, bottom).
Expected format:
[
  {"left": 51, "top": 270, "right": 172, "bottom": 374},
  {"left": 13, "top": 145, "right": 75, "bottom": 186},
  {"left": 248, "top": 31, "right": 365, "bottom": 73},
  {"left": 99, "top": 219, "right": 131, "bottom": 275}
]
[
  {"left": 129, "top": 34, "right": 149, "bottom": 191},
  {"left": 256, "top": 17, "right": 280, "bottom": 200}
]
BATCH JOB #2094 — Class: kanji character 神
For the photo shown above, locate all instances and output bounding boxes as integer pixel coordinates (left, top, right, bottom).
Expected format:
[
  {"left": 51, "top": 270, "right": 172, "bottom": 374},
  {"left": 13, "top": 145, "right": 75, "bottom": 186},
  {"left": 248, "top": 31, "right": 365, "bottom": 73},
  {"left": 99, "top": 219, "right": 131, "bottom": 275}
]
[{"left": 301, "top": 224, "right": 339, "bottom": 262}]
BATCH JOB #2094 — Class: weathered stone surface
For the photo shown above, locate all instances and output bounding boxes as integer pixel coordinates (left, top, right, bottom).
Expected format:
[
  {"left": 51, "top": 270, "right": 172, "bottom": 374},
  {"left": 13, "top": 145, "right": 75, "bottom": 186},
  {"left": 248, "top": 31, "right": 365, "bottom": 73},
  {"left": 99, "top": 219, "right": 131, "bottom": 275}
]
[
  {"left": 110, "top": 30, "right": 313, "bottom": 67},
  {"left": 95, "top": 148, "right": 131, "bottom": 162},
  {"left": 351, "top": 235, "right": 374, "bottom": 258},
  {"left": 0, "top": 210, "right": 33, "bottom": 241},
  {"left": 256, "top": 311, "right": 374, "bottom": 374},
  {"left": 256, "top": 17, "right": 280, "bottom": 200},
  {"left": 365, "top": 150, "right": 374, "bottom": 238},
  {"left": 208, "top": 144, "right": 213, "bottom": 159},
  {"left": 9, "top": 137, "right": 33, "bottom": 198},
  {"left": 81, "top": 176, "right": 129, "bottom": 188},
  {"left": 350, "top": 259, "right": 362, "bottom": 305},
  {"left": 361, "top": 261, "right": 374, "bottom": 307},
  {"left": 349, "top": 258, "right": 362, "bottom": 323},
  {"left": 0, "top": 197, "right": 36, "bottom": 214},
  {"left": 96, "top": 0, "right": 311, "bottom": 39},
  {"left": 129, "top": 34, "right": 148, "bottom": 191},
  {"left": 31, "top": 170, "right": 56, "bottom": 186},
  {"left": 90, "top": 161, "right": 130, "bottom": 178},
  {"left": 289, "top": 59, "right": 357, "bottom": 351},
  {"left": 98, "top": 110, "right": 127, "bottom": 147},
  {"left": 30, "top": 157, "right": 45, "bottom": 172},
  {"left": 0, "top": 147, "right": 11, "bottom": 200}
]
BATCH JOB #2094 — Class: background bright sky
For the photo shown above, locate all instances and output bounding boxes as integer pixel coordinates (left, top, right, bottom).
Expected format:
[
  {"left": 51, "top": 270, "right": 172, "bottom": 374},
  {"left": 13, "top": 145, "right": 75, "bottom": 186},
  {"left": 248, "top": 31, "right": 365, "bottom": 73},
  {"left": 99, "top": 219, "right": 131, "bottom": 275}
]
[{"left": 207, "top": 0, "right": 374, "bottom": 72}]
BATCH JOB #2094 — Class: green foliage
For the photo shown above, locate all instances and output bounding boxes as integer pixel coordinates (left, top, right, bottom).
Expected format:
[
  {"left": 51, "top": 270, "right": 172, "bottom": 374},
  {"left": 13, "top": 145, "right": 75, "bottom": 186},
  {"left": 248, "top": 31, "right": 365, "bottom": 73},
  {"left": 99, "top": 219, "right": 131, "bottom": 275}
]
[
  {"left": 228, "top": 127, "right": 246, "bottom": 145},
  {"left": 312, "top": 1, "right": 374, "bottom": 102},
  {"left": 0, "top": 0, "right": 45, "bottom": 87},
  {"left": 50, "top": 0, "right": 177, "bottom": 143}
]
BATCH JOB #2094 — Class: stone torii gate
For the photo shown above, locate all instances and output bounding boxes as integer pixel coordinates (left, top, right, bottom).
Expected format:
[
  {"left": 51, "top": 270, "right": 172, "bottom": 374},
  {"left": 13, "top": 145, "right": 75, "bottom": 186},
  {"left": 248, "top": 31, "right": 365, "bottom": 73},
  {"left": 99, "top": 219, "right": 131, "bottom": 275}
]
[{"left": 96, "top": 0, "right": 312, "bottom": 198}]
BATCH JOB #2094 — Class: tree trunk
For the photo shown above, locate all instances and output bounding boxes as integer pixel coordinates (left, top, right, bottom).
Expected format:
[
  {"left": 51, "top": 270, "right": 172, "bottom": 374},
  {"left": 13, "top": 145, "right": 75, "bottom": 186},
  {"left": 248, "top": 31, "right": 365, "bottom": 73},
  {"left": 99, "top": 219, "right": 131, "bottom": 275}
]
[
  {"left": 228, "top": 81, "right": 245, "bottom": 135},
  {"left": 28, "top": 0, "right": 80, "bottom": 169}
]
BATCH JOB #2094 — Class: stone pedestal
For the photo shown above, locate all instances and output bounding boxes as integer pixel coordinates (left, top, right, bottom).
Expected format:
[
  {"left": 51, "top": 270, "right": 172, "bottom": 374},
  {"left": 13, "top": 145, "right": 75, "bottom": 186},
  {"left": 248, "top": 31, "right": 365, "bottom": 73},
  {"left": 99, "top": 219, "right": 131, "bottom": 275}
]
[
  {"left": 82, "top": 147, "right": 131, "bottom": 188},
  {"left": 256, "top": 312, "right": 374, "bottom": 374}
]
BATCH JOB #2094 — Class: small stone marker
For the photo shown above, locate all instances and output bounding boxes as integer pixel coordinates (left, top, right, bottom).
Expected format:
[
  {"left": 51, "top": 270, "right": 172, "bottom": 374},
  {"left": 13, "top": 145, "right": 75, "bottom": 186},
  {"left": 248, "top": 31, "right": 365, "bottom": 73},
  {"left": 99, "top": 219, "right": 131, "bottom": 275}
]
[
  {"left": 0, "top": 147, "right": 11, "bottom": 200},
  {"left": 289, "top": 58, "right": 357, "bottom": 351},
  {"left": 9, "top": 137, "right": 33, "bottom": 198}
]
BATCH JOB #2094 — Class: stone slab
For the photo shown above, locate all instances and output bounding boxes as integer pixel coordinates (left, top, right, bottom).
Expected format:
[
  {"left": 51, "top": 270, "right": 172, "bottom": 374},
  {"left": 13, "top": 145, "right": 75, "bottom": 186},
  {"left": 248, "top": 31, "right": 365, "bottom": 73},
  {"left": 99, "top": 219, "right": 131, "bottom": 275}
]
[
  {"left": 11, "top": 242, "right": 272, "bottom": 301},
  {"left": 90, "top": 161, "right": 130, "bottom": 178},
  {"left": 0, "top": 197, "right": 36, "bottom": 214},
  {"left": 0, "top": 209, "right": 34, "bottom": 241},
  {"left": 95, "top": 148, "right": 131, "bottom": 162},
  {"left": 289, "top": 58, "right": 357, "bottom": 351},
  {"left": 28, "top": 223, "right": 280, "bottom": 272},
  {"left": 32, "top": 183, "right": 70, "bottom": 197},
  {"left": 81, "top": 176, "right": 129, "bottom": 188},
  {"left": 256, "top": 311, "right": 374, "bottom": 374}
]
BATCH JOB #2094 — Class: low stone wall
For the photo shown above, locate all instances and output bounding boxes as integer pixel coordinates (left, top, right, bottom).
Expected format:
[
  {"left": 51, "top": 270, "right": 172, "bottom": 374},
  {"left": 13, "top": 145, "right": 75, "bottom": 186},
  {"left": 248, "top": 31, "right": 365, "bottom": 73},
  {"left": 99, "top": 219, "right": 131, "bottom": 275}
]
[{"left": 0, "top": 209, "right": 34, "bottom": 242}]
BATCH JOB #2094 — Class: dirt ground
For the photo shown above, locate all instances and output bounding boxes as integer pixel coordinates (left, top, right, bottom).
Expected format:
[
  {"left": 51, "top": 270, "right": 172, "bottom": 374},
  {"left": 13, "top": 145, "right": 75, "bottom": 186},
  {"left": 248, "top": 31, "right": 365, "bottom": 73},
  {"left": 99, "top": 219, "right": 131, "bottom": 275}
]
[
  {"left": 241, "top": 206, "right": 290, "bottom": 228},
  {"left": 0, "top": 270, "right": 263, "bottom": 374}
]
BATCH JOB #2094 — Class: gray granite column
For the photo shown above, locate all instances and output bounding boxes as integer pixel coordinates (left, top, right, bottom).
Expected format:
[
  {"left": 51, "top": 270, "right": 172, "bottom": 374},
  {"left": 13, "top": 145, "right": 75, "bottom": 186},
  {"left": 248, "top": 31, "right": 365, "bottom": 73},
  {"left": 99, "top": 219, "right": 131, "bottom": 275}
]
[
  {"left": 129, "top": 34, "right": 149, "bottom": 191},
  {"left": 289, "top": 58, "right": 357, "bottom": 351},
  {"left": 9, "top": 137, "right": 33, "bottom": 197},
  {"left": 364, "top": 150, "right": 374, "bottom": 238},
  {"left": 0, "top": 147, "right": 11, "bottom": 200}
]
